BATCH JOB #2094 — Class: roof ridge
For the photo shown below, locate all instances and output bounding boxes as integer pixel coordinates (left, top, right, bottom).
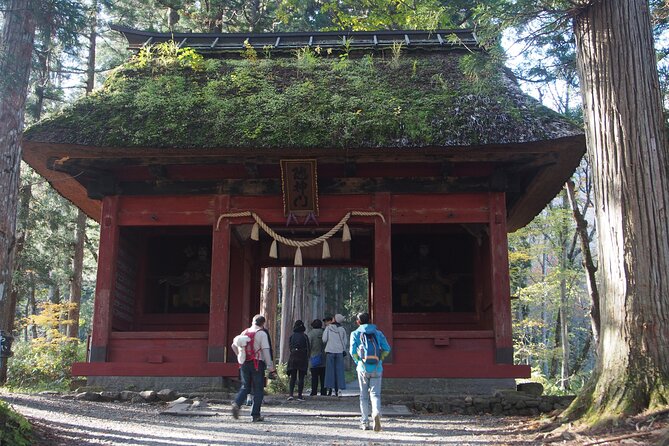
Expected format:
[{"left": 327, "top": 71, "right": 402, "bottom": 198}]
[{"left": 110, "top": 25, "right": 480, "bottom": 55}]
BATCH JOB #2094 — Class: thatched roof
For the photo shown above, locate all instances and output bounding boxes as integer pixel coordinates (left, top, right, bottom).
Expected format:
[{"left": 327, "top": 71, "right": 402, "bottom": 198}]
[
  {"left": 22, "top": 28, "right": 585, "bottom": 230},
  {"left": 25, "top": 44, "right": 580, "bottom": 149}
]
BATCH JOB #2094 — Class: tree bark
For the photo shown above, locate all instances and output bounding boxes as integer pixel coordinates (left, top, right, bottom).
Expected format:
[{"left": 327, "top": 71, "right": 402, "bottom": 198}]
[
  {"left": 260, "top": 267, "right": 278, "bottom": 344},
  {"left": 67, "top": 210, "right": 87, "bottom": 339},
  {"left": 0, "top": 0, "right": 36, "bottom": 384},
  {"left": 566, "top": 179, "right": 601, "bottom": 346},
  {"left": 279, "top": 267, "right": 293, "bottom": 363},
  {"left": 568, "top": 0, "right": 669, "bottom": 418},
  {"left": 67, "top": 5, "right": 96, "bottom": 340},
  {"left": 559, "top": 191, "right": 571, "bottom": 391}
]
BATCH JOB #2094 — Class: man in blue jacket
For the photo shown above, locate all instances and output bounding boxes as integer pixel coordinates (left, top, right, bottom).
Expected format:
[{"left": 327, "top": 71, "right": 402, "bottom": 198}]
[{"left": 349, "top": 312, "right": 391, "bottom": 431}]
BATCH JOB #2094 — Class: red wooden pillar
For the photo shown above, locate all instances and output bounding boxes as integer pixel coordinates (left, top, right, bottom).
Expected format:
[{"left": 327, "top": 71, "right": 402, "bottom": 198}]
[
  {"left": 489, "top": 192, "right": 513, "bottom": 363},
  {"left": 209, "top": 195, "right": 230, "bottom": 362},
  {"left": 372, "top": 192, "right": 393, "bottom": 350},
  {"left": 90, "top": 196, "right": 120, "bottom": 362}
]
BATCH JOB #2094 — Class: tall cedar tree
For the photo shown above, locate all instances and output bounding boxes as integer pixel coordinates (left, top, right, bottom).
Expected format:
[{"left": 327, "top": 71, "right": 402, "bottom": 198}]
[
  {"left": 0, "top": 0, "right": 36, "bottom": 384},
  {"left": 566, "top": 0, "right": 669, "bottom": 419}
]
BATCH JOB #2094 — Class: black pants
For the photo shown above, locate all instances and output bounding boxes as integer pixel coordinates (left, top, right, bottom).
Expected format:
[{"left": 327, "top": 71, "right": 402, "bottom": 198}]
[
  {"left": 310, "top": 366, "right": 326, "bottom": 396},
  {"left": 288, "top": 369, "right": 307, "bottom": 397}
]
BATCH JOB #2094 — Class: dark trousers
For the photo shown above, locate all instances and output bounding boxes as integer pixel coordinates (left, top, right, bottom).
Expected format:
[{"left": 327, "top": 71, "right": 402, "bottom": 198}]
[
  {"left": 310, "top": 366, "right": 326, "bottom": 395},
  {"left": 288, "top": 369, "right": 307, "bottom": 397},
  {"left": 234, "top": 360, "right": 266, "bottom": 418}
]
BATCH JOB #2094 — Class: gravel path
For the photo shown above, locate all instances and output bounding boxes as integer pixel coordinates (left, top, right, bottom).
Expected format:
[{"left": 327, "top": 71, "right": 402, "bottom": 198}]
[{"left": 1, "top": 391, "right": 545, "bottom": 446}]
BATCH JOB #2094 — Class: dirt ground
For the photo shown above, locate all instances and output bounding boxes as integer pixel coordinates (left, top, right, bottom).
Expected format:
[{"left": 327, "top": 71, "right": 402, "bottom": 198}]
[{"left": 2, "top": 390, "right": 669, "bottom": 445}]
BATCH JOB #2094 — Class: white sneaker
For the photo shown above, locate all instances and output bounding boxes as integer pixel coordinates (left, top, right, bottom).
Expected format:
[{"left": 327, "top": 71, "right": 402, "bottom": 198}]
[{"left": 360, "top": 422, "right": 371, "bottom": 431}]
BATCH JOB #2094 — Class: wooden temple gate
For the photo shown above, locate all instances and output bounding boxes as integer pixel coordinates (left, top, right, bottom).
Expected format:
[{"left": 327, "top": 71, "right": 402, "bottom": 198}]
[{"left": 20, "top": 27, "right": 586, "bottom": 388}]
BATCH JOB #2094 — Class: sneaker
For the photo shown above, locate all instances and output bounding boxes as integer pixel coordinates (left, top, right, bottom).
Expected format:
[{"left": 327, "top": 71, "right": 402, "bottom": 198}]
[
  {"left": 296, "top": 396, "right": 305, "bottom": 402},
  {"left": 373, "top": 413, "right": 381, "bottom": 432},
  {"left": 231, "top": 403, "right": 240, "bottom": 420},
  {"left": 252, "top": 416, "right": 265, "bottom": 422},
  {"left": 360, "top": 423, "right": 371, "bottom": 431},
  {"left": 286, "top": 396, "right": 294, "bottom": 401}
]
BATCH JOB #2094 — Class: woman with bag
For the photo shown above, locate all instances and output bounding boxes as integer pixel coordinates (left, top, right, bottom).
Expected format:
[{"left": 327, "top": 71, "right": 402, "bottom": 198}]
[
  {"left": 286, "top": 320, "right": 310, "bottom": 401},
  {"left": 322, "top": 313, "right": 347, "bottom": 397},
  {"left": 307, "top": 319, "right": 326, "bottom": 396}
]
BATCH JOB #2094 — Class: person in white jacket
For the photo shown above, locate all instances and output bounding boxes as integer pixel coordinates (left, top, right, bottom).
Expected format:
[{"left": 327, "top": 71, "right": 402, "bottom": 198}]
[{"left": 322, "top": 313, "right": 347, "bottom": 396}]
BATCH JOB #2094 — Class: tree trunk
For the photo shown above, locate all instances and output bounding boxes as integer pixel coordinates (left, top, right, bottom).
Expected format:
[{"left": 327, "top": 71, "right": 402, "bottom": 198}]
[
  {"left": 317, "top": 268, "right": 325, "bottom": 321},
  {"left": 29, "top": 276, "right": 37, "bottom": 339},
  {"left": 540, "top": 249, "right": 549, "bottom": 376},
  {"left": 571, "top": 334, "right": 592, "bottom": 377},
  {"left": 260, "top": 267, "right": 279, "bottom": 344},
  {"left": 0, "top": 0, "right": 37, "bottom": 384},
  {"left": 67, "top": 210, "right": 86, "bottom": 339},
  {"left": 279, "top": 267, "right": 293, "bottom": 363},
  {"left": 559, "top": 191, "right": 570, "bottom": 391},
  {"left": 566, "top": 179, "right": 600, "bottom": 346},
  {"left": 549, "top": 310, "right": 561, "bottom": 378},
  {"left": 67, "top": 5, "right": 96, "bottom": 340},
  {"left": 568, "top": 0, "right": 669, "bottom": 419}
]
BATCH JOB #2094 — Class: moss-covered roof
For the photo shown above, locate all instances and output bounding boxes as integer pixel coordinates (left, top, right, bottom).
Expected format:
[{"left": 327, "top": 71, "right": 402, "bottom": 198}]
[{"left": 24, "top": 48, "right": 582, "bottom": 150}]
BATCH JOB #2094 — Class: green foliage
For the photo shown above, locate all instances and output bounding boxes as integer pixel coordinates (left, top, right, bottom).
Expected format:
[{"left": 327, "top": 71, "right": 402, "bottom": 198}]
[
  {"left": 0, "top": 400, "right": 32, "bottom": 446},
  {"left": 266, "top": 362, "right": 288, "bottom": 394},
  {"left": 241, "top": 39, "right": 259, "bottom": 61},
  {"left": 390, "top": 41, "right": 403, "bottom": 68},
  {"left": 128, "top": 41, "right": 205, "bottom": 71},
  {"left": 524, "top": 367, "right": 589, "bottom": 396},
  {"left": 12, "top": 166, "right": 98, "bottom": 345},
  {"left": 6, "top": 303, "right": 84, "bottom": 390},
  {"left": 26, "top": 51, "right": 564, "bottom": 150},
  {"left": 510, "top": 184, "right": 594, "bottom": 389},
  {"left": 7, "top": 339, "right": 83, "bottom": 390}
]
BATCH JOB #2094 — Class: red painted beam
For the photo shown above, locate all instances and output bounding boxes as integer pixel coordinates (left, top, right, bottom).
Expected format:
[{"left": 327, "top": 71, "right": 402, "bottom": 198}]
[
  {"left": 110, "top": 331, "right": 208, "bottom": 340},
  {"left": 391, "top": 194, "right": 490, "bottom": 223},
  {"left": 208, "top": 195, "right": 230, "bottom": 362},
  {"left": 372, "top": 192, "right": 393, "bottom": 351},
  {"left": 394, "top": 330, "right": 494, "bottom": 339},
  {"left": 489, "top": 192, "right": 514, "bottom": 363},
  {"left": 90, "top": 196, "right": 120, "bottom": 361},
  {"left": 116, "top": 195, "right": 217, "bottom": 226}
]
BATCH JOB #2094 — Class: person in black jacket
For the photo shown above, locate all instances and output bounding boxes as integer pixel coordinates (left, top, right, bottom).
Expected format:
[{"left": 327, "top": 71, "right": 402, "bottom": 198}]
[{"left": 286, "top": 320, "right": 310, "bottom": 401}]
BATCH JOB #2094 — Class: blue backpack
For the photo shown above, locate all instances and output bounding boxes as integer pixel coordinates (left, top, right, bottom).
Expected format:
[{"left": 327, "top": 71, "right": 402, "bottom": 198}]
[{"left": 358, "top": 333, "right": 381, "bottom": 365}]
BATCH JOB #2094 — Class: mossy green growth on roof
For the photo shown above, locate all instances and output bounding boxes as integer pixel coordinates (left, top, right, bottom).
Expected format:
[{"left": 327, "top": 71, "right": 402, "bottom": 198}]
[{"left": 24, "top": 43, "right": 582, "bottom": 150}]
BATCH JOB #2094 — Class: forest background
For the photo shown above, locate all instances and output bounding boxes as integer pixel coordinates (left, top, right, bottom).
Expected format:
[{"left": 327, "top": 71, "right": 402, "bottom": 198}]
[{"left": 1, "top": 0, "right": 668, "bottom": 415}]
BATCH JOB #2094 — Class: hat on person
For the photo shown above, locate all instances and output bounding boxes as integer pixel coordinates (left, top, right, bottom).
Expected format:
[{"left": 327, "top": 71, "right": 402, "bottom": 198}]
[{"left": 334, "top": 314, "right": 345, "bottom": 324}]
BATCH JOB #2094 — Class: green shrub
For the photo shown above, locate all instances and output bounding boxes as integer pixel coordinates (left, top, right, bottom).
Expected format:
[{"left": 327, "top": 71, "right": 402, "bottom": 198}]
[
  {"left": 0, "top": 400, "right": 32, "bottom": 446},
  {"left": 266, "top": 362, "right": 288, "bottom": 394},
  {"left": 7, "top": 302, "right": 85, "bottom": 391},
  {"left": 6, "top": 339, "right": 83, "bottom": 391}
]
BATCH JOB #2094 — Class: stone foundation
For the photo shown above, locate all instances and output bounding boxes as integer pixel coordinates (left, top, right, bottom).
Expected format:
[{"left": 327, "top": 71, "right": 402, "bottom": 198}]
[
  {"left": 383, "top": 378, "right": 516, "bottom": 396},
  {"left": 84, "top": 376, "right": 238, "bottom": 393},
  {"left": 384, "top": 391, "right": 575, "bottom": 416}
]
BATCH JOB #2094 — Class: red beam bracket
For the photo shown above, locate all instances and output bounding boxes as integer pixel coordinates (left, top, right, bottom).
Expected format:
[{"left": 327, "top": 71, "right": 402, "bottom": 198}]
[
  {"left": 434, "top": 337, "right": 450, "bottom": 346},
  {"left": 147, "top": 355, "right": 164, "bottom": 364}
]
